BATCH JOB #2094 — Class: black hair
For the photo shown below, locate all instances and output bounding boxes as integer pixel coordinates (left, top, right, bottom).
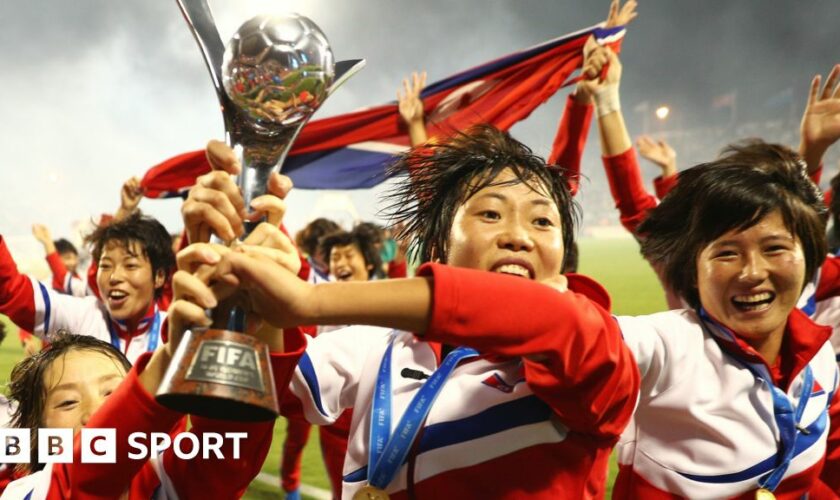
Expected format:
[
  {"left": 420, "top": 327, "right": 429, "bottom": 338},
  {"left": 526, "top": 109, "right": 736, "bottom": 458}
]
[
  {"left": 53, "top": 239, "right": 77, "bottom": 256},
  {"left": 319, "top": 227, "right": 383, "bottom": 279},
  {"left": 639, "top": 140, "right": 827, "bottom": 308},
  {"left": 354, "top": 222, "right": 384, "bottom": 246},
  {"left": 8, "top": 331, "right": 131, "bottom": 473},
  {"left": 295, "top": 218, "right": 341, "bottom": 257},
  {"left": 383, "top": 124, "right": 578, "bottom": 267},
  {"left": 86, "top": 212, "right": 175, "bottom": 298},
  {"left": 562, "top": 241, "right": 579, "bottom": 274}
]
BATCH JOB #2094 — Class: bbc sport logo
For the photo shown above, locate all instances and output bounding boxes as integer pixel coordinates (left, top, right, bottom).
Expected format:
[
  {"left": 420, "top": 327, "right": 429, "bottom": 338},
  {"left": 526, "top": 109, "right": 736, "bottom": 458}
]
[{"left": 0, "top": 429, "right": 248, "bottom": 463}]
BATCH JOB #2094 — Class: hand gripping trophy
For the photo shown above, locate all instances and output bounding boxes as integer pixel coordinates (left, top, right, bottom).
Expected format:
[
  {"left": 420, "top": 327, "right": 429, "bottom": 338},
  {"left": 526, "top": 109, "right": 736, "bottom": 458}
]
[{"left": 156, "top": 0, "right": 364, "bottom": 421}]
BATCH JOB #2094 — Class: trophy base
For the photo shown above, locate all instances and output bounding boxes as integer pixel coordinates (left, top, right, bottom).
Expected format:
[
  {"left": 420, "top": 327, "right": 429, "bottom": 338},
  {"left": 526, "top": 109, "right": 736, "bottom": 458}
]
[{"left": 156, "top": 328, "right": 280, "bottom": 422}]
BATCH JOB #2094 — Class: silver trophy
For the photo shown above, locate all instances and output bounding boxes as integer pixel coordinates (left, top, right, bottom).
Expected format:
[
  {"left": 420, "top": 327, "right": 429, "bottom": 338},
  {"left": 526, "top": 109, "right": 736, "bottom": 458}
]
[{"left": 157, "top": 1, "right": 364, "bottom": 421}]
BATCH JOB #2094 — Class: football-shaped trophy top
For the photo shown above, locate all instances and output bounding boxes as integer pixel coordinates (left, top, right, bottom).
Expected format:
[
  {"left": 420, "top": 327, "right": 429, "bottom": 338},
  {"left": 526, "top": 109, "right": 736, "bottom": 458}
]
[{"left": 222, "top": 14, "right": 335, "bottom": 135}]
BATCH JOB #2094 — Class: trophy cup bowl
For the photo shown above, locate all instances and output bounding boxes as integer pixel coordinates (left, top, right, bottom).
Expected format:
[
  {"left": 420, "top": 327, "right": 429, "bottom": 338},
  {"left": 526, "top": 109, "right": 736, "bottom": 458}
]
[
  {"left": 222, "top": 14, "right": 334, "bottom": 132},
  {"left": 157, "top": 10, "right": 358, "bottom": 421}
]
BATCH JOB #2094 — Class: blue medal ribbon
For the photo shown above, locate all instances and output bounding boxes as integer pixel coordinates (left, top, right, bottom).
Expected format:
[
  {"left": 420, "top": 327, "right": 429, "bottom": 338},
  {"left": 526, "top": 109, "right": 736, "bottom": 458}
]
[
  {"left": 367, "top": 338, "right": 479, "bottom": 490},
  {"left": 698, "top": 309, "right": 815, "bottom": 492},
  {"left": 108, "top": 306, "right": 161, "bottom": 354}
]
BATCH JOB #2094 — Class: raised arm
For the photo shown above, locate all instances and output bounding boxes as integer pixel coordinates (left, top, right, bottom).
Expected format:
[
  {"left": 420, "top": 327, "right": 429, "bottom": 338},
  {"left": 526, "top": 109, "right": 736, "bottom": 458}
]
[
  {"left": 397, "top": 71, "right": 429, "bottom": 147},
  {"left": 636, "top": 135, "right": 679, "bottom": 199},
  {"left": 799, "top": 64, "right": 840, "bottom": 181},
  {"left": 113, "top": 177, "right": 144, "bottom": 222},
  {"left": 548, "top": 0, "right": 638, "bottom": 196},
  {"left": 203, "top": 249, "right": 638, "bottom": 438},
  {"left": 584, "top": 45, "right": 658, "bottom": 234},
  {"left": 32, "top": 224, "right": 66, "bottom": 292}
]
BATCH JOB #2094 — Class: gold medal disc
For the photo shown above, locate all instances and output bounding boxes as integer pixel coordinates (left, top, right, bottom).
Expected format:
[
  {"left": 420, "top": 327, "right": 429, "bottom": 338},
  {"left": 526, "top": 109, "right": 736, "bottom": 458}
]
[
  {"left": 353, "top": 485, "right": 390, "bottom": 500},
  {"left": 755, "top": 488, "right": 776, "bottom": 500}
]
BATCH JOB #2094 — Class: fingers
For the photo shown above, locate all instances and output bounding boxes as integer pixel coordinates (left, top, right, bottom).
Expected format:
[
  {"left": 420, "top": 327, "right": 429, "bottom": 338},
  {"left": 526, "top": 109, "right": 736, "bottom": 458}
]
[
  {"left": 213, "top": 248, "right": 277, "bottom": 290},
  {"left": 241, "top": 224, "right": 301, "bottom": 273},
  {"left": 820, "top": 64, "right": 840, "bottom": 101},
  {"left": 412, "top": 71, "right": 427, "bottom": 95},
  {"left": 206, "top": 140, "right": 241, "bottom": 174},
  {"left": 175, "top": 243, "right": 227, "bottom": 274},
  {"left": 606, "top": 0, "right": 619, "bottom": 26},
  {"left": 619, "top": 0, "right": 639, "bottom": 25},
  {"left": 636, "top": 135, "right": 654, "bottom": 153},
  {"left": 808, "top": 75, "right": 821, "bottom": 107},
  {"left": 241, "top": 243, "right": 302, "bottom": 276},
  {"left": 242, "top": 222, "right": 292, "bottom": 251},
  {"left": 401, "top": 77, "right": 412, "bottom": 101},
  {"left": 172, "top": 269, "right": 218, "bottom": 309},
  {"left": 267, "top": 172, "right": 293, "bottom": 200},
  {"left": 249, "top": 194, "right": 287, "bottom": 227},
  {"left": 824, "top": 64, "right": 840, "bottom": 100},
  {"left": 182, "top": 171, "right": 247, "bottom": 242},
  {"left": 166, "top": 299, "right": 212, "bottom": 349}
]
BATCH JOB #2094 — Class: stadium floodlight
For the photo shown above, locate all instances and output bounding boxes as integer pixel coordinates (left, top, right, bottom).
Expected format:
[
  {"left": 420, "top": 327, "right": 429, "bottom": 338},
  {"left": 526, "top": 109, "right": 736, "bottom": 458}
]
[{"left": 655, "top": 105, "right": 670, "bottom": 120}]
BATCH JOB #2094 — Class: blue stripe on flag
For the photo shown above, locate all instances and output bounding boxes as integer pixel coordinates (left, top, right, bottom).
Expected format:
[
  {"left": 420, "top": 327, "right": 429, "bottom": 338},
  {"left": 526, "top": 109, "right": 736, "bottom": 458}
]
[
  {"left": 297, "top": 353, "right": 328, "bottom": 417},
  {"left": 422, "top": 26, "right": 622, "bottom": 97},
  {"left": 285, "top": 149, "right": 395, "bottom": 189}
]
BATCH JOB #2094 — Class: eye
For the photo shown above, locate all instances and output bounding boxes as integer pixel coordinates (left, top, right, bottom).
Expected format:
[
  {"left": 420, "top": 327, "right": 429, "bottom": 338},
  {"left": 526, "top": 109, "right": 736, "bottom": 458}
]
[
  {"left": 765, "top": 244, "right": 790, "bottom": 254},
  {"left": 479, "top": 210, "right": 501, "bottom": 220},
  {"left": 533, "top": 217, "right": 554, "bottom": 228},
  {"left": 56, "top": 399, "right": 78, "bottom": 409},
  {"left": 714, "top": 250, "right": 737, "bottom": 259}
]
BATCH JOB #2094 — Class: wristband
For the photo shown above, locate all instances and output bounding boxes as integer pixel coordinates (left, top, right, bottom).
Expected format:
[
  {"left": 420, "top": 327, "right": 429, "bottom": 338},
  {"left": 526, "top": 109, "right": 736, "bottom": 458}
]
[{"left": 593, "top": 83, "right": 621, "bottom": 117}]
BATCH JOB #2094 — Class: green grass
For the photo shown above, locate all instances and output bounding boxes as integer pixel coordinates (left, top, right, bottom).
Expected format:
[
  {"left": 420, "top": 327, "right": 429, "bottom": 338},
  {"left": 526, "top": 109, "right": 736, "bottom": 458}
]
[{"left": 0, "top": 237, "right": 664, "bottom": 498}]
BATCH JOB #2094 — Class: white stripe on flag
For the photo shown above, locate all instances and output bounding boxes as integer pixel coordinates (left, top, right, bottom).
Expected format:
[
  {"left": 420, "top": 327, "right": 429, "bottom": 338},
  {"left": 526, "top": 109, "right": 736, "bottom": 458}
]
[{"left": 346, "top": 141, "right": 410, "bottom": 155}]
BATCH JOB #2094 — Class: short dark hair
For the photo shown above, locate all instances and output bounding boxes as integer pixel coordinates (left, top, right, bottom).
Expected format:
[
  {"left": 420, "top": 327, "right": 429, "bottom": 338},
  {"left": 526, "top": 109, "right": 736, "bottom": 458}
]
[
  {"left": 53, "top": 239, "right": 77, "bottom": 256},
  {"left": 383, "top": 124, "right": 578, "bottom": 267},
  {"left": 295, "top": 218, "right": 341, "bottom": 257},
  {"left": 86, "top": 212, "right": 175, "bottom": 298},
  {"left": 319, "top": 228, "right": 383, "bottom": 279},
  {"left": 8, "top": 331, "right": 130, "bottom": 473},
  {"left": 639, "top": 140, "right": 827, "bottom": 308},
  {"left": 354, "top": 222, "right": 384, "bottom": 245}
]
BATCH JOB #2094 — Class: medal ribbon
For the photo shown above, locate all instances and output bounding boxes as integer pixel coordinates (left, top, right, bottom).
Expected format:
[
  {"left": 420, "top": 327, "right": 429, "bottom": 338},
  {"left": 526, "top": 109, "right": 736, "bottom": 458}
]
[
  {"left": 367, "top": 338, "right": 478, "bottom": 489},
  {"left": 108, "top": 305, "right": 161, "bottom": 353},
  {"left": 698, "top": 309, "right": 814, "bottom": 492}
]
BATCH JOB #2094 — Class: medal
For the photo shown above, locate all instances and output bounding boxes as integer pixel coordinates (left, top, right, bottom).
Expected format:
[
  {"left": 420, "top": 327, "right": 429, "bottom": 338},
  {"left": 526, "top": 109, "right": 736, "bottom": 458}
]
[
  {"left": 353, "top": 485, "right": 390, "bottom": 500},
  {"left": 755, "top": 488, "right": 776, "bottom": 500}
]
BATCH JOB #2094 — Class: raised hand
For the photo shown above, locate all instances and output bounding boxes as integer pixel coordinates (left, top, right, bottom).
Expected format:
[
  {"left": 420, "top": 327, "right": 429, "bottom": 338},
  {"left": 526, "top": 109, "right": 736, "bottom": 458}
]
[
  {"left": 31, "top": 224, "right": 52, "bottom": 246},
  {"left": 800, "top": 64, "right": 840, "bottom": 172},
  {"left": 397, "top": 71, "right": 429, "bottom": 147},
  {"left": 114, "top": 177, "right": 144, "bottom": 221},
  {"left": 397, "top": 71, "right": 427, "bottom": 126},
  {"left": 636, "top": 136, "right": 677, "bottom": 177},
  {"left": 181, "top": 140, "right": 293, "bottom": 243},
  {"left": 605, "top": 0, "right": 638, "bottom": 28}
]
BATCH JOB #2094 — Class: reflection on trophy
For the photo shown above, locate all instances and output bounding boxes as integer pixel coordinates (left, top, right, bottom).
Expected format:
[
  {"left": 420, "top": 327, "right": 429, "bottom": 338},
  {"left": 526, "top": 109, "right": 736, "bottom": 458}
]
[{"left": 157, "top": 1, "right": 364, "bottom": 421}]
